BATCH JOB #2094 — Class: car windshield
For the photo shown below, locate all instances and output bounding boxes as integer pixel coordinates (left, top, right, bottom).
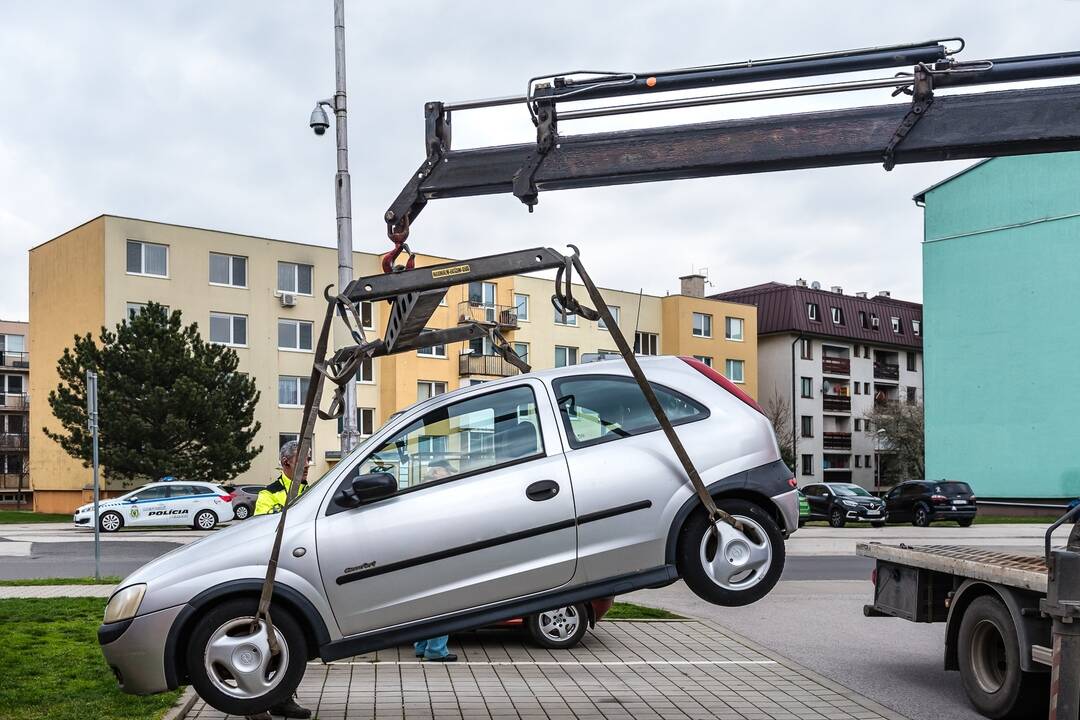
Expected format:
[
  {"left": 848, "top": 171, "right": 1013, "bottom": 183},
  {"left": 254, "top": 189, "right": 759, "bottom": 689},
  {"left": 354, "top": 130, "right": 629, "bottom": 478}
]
[
  {"left": 934, "top": 482, "right": 972, "bottom": 495},
  {"left": 833, "top": 485, "right": 872, "bottom": 497}
]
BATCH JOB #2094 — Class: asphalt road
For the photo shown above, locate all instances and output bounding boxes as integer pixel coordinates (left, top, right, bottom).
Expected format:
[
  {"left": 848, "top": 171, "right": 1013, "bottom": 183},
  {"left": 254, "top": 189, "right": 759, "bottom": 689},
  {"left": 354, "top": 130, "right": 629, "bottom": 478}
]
[{"left": 0, "top": 539, "right": 182, "bottom": 579}]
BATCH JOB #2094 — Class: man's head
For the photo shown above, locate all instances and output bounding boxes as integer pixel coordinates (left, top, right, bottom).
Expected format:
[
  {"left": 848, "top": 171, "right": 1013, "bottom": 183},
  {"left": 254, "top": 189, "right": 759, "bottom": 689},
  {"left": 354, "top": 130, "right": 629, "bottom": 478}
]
[
  {"left": 279, "top": 440, "right": 311, "bottom": 484},
  {"left": 426, "top": 460, "right": 454, "bottom": 481}
]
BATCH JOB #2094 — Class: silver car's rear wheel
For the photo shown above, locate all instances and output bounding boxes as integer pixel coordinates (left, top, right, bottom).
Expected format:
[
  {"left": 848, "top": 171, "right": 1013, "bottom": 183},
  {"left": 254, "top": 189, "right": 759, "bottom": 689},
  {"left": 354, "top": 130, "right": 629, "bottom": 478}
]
[
  {"left": 697, "top": 514, "right": 772, "bottom": 592},
  {"left": 204, "top": 617, "right": 289, "bottom": 700}
]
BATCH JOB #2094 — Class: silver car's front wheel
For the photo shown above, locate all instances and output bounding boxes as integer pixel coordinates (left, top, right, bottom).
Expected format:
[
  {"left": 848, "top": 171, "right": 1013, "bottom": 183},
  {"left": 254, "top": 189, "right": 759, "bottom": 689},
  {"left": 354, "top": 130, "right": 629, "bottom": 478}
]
[{"left": 204, "top": 617, "right": 289, "bottom": 700}]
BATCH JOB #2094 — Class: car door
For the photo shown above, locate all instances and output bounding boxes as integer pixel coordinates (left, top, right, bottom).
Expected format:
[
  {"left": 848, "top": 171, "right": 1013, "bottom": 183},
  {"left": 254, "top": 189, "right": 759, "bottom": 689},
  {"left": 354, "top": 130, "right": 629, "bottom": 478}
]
[
  {"left": 317, "top": 380, "right": 575, "bottom": 636},
  {"left": 804, "top": 485, "right": 827, "bottom": 518},
  {"left": 127, "top": 485, "right": 170, "bottom": 526},
  {"left": 885, "top": 486, "right": 903, "bottom": 520}
]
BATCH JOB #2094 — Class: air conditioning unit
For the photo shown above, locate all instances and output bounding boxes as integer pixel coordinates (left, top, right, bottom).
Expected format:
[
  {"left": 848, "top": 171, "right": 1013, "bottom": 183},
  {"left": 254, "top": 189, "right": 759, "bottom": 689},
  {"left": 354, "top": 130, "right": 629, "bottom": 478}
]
[{"left": 280, "top": 293, "right": 296, "bottom": 308}]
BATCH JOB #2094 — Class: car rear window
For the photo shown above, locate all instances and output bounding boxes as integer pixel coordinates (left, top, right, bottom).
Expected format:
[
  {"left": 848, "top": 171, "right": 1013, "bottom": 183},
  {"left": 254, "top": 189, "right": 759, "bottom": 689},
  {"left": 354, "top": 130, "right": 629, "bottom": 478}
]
[
  {"left": 552, "top": 375, "right": 708, "bottom": 449},
  {"left": 934, "top": 482, "right": 972, "bottom": 495}
]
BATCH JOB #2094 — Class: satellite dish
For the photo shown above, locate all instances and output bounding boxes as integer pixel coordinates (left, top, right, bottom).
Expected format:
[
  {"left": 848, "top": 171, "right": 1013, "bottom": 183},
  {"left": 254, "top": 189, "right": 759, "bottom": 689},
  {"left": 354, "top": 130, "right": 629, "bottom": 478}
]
[{"left": 811, "top": 281, "right": 821, "bottom": 290}]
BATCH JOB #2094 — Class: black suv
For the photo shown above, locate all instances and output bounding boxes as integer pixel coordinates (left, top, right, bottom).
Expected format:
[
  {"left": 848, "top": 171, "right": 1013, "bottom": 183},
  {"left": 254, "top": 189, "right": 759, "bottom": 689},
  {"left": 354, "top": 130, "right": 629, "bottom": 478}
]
[
  {"left": 884, "top": 480, "right": 977, "bottom": 527},
  {"left": 802, "top": 482, "right": 888, "bottom": 528}
]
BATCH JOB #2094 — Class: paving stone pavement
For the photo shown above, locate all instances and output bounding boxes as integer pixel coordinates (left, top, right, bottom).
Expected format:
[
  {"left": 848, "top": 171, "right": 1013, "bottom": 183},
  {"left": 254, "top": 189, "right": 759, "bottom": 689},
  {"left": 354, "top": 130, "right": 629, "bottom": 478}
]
[{"left": 186, "top": 620, "right": 907, "bottom": 720}]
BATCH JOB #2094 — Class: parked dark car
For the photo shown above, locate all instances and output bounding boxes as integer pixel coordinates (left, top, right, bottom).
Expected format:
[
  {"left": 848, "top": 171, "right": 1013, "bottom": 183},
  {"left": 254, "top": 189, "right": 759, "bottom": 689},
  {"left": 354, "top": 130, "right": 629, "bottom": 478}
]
[
  {"left": 221, "top": 484, "right": 264, "bottom": 520},
  {"left": 884, "top": 480, "right": 977, "bottom": 527},
  {"left": 803, "top": 482, "right": 887, "bottom": 528}
]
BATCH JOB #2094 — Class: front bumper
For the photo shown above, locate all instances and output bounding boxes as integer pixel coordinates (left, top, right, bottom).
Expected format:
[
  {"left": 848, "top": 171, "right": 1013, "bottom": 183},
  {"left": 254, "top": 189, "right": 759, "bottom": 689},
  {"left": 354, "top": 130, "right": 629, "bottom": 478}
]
[
  {"left": 99, "top": 604, "right": 184, "bottom": 695},
  {"left": 842, "top": 506, "right": 887, "bottom": 521},
  {"left": 771, "top": 489, "right": 800, "bottom": 535}
]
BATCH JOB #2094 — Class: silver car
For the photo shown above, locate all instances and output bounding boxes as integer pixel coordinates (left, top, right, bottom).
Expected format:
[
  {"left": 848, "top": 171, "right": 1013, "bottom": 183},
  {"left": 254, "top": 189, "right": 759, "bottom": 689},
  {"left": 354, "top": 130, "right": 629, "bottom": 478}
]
[{"left": 99, "top": 357, "right": 799, "bottom": 715}]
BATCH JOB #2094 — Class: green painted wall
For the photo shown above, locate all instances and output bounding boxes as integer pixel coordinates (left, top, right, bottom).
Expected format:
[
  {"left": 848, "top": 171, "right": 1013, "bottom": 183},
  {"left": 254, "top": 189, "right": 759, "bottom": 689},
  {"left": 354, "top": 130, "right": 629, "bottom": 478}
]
[{"left": 922, "top": 152, "right": 1080, "bottom": 498}]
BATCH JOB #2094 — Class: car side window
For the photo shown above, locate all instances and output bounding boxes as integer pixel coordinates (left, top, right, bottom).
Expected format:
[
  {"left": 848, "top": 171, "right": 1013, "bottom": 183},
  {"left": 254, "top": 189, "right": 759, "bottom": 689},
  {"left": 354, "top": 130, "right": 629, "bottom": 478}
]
[
  {"left": 354, "top": 385, "right": 544, "bottom": 492},
  {"left": 901, "top": 484, "right": 921, "bottom": 497},
  {"left": 131, "top": 486, "right": 169, "bottom": 501},
  {"left": 552, "top": 375, "right": 708, "bottom": 449}
]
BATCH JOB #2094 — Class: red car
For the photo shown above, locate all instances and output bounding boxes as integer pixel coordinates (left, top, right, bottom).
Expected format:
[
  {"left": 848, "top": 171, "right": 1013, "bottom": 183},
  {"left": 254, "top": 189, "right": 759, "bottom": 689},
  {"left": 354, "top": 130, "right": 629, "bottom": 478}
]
[{"left": 496, "top": 597, "right": 614, "bottom": 648}]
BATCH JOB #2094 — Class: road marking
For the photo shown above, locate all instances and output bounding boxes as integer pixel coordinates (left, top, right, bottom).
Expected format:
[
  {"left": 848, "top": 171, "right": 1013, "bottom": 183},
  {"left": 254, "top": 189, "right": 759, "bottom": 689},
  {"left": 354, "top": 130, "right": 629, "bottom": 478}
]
[
  {"left": 323, "top": 659, "right": 777, "bottom": 666},
  {"left": 0, "top": 542, "right": 32, "bottom": 557}
]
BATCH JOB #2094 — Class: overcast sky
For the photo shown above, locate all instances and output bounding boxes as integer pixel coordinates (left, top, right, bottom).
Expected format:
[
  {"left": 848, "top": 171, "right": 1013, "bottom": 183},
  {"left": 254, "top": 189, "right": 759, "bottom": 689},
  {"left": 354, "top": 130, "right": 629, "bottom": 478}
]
[{"left": 2, "top": 1, "right": 1079, "bottom": 321}]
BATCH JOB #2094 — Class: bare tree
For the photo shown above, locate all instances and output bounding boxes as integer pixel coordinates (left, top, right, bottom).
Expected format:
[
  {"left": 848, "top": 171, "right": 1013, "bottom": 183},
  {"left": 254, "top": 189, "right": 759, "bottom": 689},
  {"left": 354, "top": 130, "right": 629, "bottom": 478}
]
[
  {"left": 865, "top": 401, "right": 925, "bottom": 480},
  {"left": 762, "top": 390, "right": 796, "bottom": 472}
]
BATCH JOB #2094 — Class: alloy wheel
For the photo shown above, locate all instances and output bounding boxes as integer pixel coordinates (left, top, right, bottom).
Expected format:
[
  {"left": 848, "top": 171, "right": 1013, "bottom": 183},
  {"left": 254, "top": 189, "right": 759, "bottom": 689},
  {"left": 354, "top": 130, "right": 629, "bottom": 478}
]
[
  {"left": 203, "top": 617, "right": 289, "bottom": 700},
  {"left": 537, "top": 605, "right": 581, "bottom": 643},
  {"left": 101, "top": 513, "right": 121, "bottom": 532},
  {"left": 699, "top": 515, "right": 772, "bottom": 591}
]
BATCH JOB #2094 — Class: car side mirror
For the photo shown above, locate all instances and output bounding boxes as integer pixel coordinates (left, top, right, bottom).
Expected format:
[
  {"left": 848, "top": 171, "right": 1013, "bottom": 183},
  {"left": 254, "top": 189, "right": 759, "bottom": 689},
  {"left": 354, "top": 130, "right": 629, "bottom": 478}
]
[
  {"left": 335, "top": 472, "right": 397, "bottom": 509},
  {"left": 125, "top": 497, "right": 137, "bottom": 503}
]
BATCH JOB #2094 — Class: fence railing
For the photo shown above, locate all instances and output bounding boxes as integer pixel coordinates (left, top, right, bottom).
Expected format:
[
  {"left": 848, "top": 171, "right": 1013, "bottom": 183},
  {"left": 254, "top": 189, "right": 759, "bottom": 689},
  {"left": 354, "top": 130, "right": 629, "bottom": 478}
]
[
  {"left": 0, "top": 351, "right": 28, "bottom": 370},
  {"left": 459, "top": 353, "right": 521, "bottom": 377},
  {"left": 456, "top": 302, "right": 519, "bottom": 328},
  {"left": 0, "top": 433, "right": 28, "bottom": 450},
  {"left": 822, "top": 395, "right": 851, "bottom": 413},
  {"left": 0, "top": 394, "right": 28, "bottom": 410},
  {"left": 821, "top": 357, "right": 850, "bottom": 375},
  {"left": 873, "top": 362, "right": 900, "bottom": 380},
  {"left": 822, "top": 431, "right": 852, "bottom": 450}
]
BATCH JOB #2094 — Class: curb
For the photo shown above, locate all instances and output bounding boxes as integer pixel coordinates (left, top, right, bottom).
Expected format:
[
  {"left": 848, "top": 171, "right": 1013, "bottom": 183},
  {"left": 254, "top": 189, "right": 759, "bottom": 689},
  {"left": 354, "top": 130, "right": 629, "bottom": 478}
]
[{"left": 161, "top": 688, "right": 198, "bottom": 720}]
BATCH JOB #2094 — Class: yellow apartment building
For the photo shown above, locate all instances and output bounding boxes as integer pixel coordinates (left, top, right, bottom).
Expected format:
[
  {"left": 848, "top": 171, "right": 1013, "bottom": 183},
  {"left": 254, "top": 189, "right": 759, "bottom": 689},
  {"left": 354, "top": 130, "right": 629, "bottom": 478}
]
[{"left": 29, "top": 215, "right": 756, "bottom": 513}]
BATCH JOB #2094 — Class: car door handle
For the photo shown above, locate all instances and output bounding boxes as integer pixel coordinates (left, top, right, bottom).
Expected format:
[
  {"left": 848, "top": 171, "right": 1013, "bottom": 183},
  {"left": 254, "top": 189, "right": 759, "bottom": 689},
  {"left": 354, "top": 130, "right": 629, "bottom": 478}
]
[{"left": 526, "top": 480, "right": 560, "bottom": 502}]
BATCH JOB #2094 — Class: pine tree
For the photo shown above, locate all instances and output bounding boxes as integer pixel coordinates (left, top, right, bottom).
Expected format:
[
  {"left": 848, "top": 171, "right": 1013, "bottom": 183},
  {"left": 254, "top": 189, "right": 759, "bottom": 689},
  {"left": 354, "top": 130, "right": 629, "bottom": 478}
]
[{"left": 45, "top": 303, "right": 262, "bottom": 485}]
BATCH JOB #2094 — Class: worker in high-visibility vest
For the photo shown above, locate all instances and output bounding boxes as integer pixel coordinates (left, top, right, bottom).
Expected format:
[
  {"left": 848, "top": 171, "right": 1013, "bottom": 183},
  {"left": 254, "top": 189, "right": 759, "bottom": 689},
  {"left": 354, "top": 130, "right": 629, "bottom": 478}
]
[{"left": 254, "top": 440, "right": 310, "bottom": 517}]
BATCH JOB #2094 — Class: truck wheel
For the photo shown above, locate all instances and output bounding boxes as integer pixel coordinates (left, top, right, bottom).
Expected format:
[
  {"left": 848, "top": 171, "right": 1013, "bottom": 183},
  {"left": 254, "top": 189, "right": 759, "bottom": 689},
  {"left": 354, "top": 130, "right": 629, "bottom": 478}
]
[
  {"left": 525, "top": 603, "right": 590, "bottom": 649},
  {"left": 185, "top": 598, "right": 308, "bottom": 716},
  {"left": 957, "top": 595, "right": 1048, "bottom": 719},
  {"left": 829, "top": 508, "right": 846, "bottom": 528},
  {"left": 677, "top": 499, "right": 785, "bottom": 607},
  {"left": 913, "top": 504, "right": 931, "bottom": 527}
]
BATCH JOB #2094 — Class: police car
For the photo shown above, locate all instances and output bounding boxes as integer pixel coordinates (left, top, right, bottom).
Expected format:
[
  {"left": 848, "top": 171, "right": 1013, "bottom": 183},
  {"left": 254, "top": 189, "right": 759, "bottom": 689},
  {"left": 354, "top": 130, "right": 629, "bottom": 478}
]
[{"left": 73, "top": 481, "right": 235, "bottom": 532}]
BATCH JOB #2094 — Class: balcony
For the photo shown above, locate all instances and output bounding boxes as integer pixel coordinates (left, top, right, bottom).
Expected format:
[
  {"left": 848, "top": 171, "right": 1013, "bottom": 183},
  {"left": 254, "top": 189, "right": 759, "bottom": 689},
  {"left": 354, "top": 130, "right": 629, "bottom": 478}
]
[
  {"left": 0, "top": 351, "right": 28, "bottom": 370},
  {"left": 873, "top": 362, "right": 900, "bottom": 381},
  {"left": 0, "top": 473, "right": 28, "bottom": 490},
  {"left": 822, "top": 454, "right": 851, "bottom": 470},
  {"left": 0, "top": 394, "right": 28, "bottom": 411},
  {"left": 0, "top": 433, "right": 28, "bottom": 450},
  {"left": 821, "top": 357, "right": 850, "bottom": 376},
  {"left": 823, "top": 431, "right": 852, "bottom": 450},
  {"left": 459, "top": 353, "right": 521, "bottom": 378},
  {"left": 457, "top": 302, "right": 519, "bottom": 329},
  {"left": 822, "top": 395, "right": 851, "bottom": 413}
]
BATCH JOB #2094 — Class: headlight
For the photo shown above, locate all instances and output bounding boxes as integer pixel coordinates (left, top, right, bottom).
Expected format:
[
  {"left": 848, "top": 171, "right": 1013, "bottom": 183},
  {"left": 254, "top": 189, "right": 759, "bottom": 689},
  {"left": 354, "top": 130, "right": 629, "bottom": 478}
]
[
  {"left": 841, "top": 500, "right": 856, "bottom": 508},
  {"left": 103, "top": 584, "right": 146, "bottom": 624}
]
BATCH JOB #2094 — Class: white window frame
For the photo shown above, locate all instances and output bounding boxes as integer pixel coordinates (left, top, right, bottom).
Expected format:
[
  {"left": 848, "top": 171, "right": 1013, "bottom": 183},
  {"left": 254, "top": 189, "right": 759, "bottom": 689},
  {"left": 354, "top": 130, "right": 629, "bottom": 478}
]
[
  {"left": 126, "top": 240, "right": 168, "bottom": 278},
  {"left": 209, "top": 252, "right": 247, "bottom": 288},
  {"left": 513, "top": 293, "right": 530, "bottom": 322},
  {"left": 831, "top": 307, "right": 843, "bottom": 325},
  {"left": 359, "top": 301, "right": 375, "bottom": 331},
  {"left": 554, "top": 305, "right": 577, "bottom": 326},
  {"left": 724, "top": 316, "right": 744, "bottom": 341},
  {"left": 693, "top": 355, "right": 712, "bottom": 367},
  {"left": 277, "top": 376, "right": 309, "bottom": 407},
  {"left": 912, "top": 319, "right": 921, "bottom": 336},
  {"left": 513, "top": 342, "right": 530, "bottom": 364},
  {"left": 598, "top": 305, "right": 620, "bottom": 331},
  {"left": 417, "top": 380, "right": 448, "bottom": 402},
  {"left": 691, "top": 312, "right": 712, "bottom": 338},
  {"left": 634, "top": 332, "right": 659, "bottom": 356},
  {"left": 891, "top": 316, "right": 901, "bottom": 333},
  {"left": 277, "top": 318, "right": 314, "bottom": 352},
  {"left": 359, "top": 407, "right": 375, "bottom": 436},
  {"left": 554, "top": 345, "right": 578, "bottom": 367},
  {"left": 356, "top": 356, "right": 374, "bottom": 384},
  {"left": 725, "top": 358, "right": 745, "bottom": 384},
  {"left": 417, "top": 329, "right": 447, "bottom": 358},
  {"left": 209, "top": 312, "right": 248, "bottom": 347},
  {"left": 807, "top": 303, "right": 819, "bottom": 322},
  {"left": 277, "top": 261, "right": 314, "bottom": 296}
]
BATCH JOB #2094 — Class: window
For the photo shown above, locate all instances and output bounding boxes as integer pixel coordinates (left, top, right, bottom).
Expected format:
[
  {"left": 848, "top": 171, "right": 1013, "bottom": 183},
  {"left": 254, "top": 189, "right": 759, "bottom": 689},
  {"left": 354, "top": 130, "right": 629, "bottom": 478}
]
[
  {"left": 725, "top": 316, "right": 744, "bottom": 341},
  {"left": 278, "top": 319, "right": 313, "bottom": 351},
  {"left": 864, "top": 382, "right": 870, "bottom": 394},
  {"left": 513, "top": 293, "right": 529, "bottom": 322},
  {"left": 554, "top": 305, "right": 577, "bottom": 325},
  {"left": 859, "top": 311, "right": 868, "bottom": 329},
  {"left": 129, "top": 485, "right": 170, "bottom": 502},
  {"left": 800, "top": 416, "right": 813, "bottom": 438},
  {"left": 801, "top": 454, "right": 814, "bottom": 476},
  {"left": 598, "top": 305, "right": 620, "bottom": 331},
  {"left": 634, "top": 332, "right": 659, "bottom": 356},
  {"left": 0, "top": 334, "right": 24, "bottom": 352},
  {"left": 1, "top": 375, "right": 23, "bottom": 395},
  {"left": 338, "top": 407, "right": 376, "bottom": 436},
  {"left": 554, "top": 345, "right": 578, "bottom": 367},
  {"left": 854, "top": 383, "right": 861, "bottom": 395},
  {"left": 891, "top": 316, "right": 901, "bottom": 334},
  {"left": 691, "top": 312, "right": 712, "bottom": 338},
  {"left": 807, "top": 303, "right": 819, "bottom": 322},
  {"left": 913, "top": 319, "right": 921, "bottom": 336},
  {"left": 277, "top": 261, "right": 313, "bottom": 295},
  {"left": 210, "top": 312, "right": 247, "bottom": 346},
  {"left": 355, "top": 385, "right": 543, "bottom": 491},
  {"left": 724, "top": 359, "right": 745, "bottom": 383},
  {"left": 359, "top": 301, "right": 375, "bottom": 330},
  {"left": 355, "top": 356, "right": 374, "bottom": 384},
  {"left": 417, "top": 329, "right": 446, "bottom": 358},
  {"left": 800, "top": 338, "right": 812, "bottom": 360},
  {"left": 865, "top": 454, "right": 872, "bottom": 467},
  {"left": 831, "top": 307, "right": 843, "bottom": 325},
  {"left": 417, "top": 381, "right": 447, "bottom": 402},
  {"left": 906, "top": 386, "right": 917, "bottom": 403},
  {"left": 513, "top": 342, "right": 529, "bottom": 364},
  {"left": 553, "top": 375, "right": 708, "bottom": 449},
  {"left": 279, "top": 433, "right": 299, "bottom": 450},
  {"left": 870, "top": 314, "right": 880, "bottom": 329},
  {"left": 694, "top": 355, "right": 713, "bottom": 367},
  {"left": 3, "top": 414, "right": 24, "bottom": 434},
  {"left": 126, "top": 240, "right": 168, "bottom": 277},
  {"left": 864, "top": 346, "right": 871, "bottom": 359},
  {"left": 278, "top": 376, "right": 310, "bottom": 406},
  {"left": 855, "top": 456, "right": 862, "bottom": 468},
  {"left": 209, "top": 252, "right": 247, "bottom": 287},
  {"left": 125, "top": 302, "right": 169, "bottom": 320},
  {"left": 800, "top": 377, "right": 813, "bottom": 398},
  {"left": 906, "top": 352, "right": 917, "bottom": 371},
  {"left": 854, "top": 418, "right": 862, "bottom": 432}
]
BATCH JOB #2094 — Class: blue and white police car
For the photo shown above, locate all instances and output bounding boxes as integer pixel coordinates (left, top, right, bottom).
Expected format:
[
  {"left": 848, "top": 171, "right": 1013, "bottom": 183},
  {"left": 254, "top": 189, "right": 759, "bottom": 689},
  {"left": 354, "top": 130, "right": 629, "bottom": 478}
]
[{"left": 73, "top": 481, "right": 235, "bottom": 532}]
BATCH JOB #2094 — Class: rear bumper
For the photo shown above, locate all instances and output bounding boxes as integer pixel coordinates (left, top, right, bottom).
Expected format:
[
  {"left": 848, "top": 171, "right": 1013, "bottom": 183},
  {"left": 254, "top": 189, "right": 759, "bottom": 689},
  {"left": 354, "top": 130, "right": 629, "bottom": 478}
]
[
  {"left": 931, "top": 507, "right": 977, "bottom": 519},
  {"left": 771, "top": 489, "right": 800, "bottom": 535},
  {"left": 99, "top": 604, "right": 184, "bottom": 695}
]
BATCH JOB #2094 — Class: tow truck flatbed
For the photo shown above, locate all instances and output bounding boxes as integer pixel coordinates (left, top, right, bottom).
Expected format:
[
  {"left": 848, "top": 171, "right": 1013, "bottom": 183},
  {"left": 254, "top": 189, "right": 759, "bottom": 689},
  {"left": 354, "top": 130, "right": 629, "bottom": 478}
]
[{"left": 856, "top": 542, "right": 1048, "bottom": 593}]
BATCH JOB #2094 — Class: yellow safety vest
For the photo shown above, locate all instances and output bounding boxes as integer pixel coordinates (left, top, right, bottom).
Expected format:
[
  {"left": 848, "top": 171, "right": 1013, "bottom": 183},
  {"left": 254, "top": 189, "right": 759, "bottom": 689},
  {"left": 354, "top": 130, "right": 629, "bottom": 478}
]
[{"left": 254, "top": 472, "right": 305, "bottom": 516}]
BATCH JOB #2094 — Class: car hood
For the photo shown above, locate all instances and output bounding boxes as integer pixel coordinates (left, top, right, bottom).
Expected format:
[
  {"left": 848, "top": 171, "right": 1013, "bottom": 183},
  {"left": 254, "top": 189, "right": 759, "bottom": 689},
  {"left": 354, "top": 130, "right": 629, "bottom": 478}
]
[{"left": 75, "top": 499, "right": 130, "bottom": 513}]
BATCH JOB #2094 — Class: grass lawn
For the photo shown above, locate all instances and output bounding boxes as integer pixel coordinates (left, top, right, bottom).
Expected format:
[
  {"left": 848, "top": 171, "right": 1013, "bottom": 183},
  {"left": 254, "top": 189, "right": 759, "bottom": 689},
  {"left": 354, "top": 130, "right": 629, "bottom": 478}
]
[
  {"left": 0, "top": 510, "right": 71, "bottom": 523},
  {"left": 0, "top": 577, "right": 121, "bottom": 586},
  {"left": 0, "top": 597, "right": 182, "bottom": 720},
  {"left": 606, "top": 601, "right": 684, "bottom": 620}
]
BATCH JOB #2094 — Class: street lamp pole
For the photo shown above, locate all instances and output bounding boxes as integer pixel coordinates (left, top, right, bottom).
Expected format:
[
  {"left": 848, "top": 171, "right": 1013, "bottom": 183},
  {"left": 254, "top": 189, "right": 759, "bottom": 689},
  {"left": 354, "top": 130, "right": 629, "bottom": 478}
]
[{"left": 313, "top": 0, "right": 359, "bottom": 454}]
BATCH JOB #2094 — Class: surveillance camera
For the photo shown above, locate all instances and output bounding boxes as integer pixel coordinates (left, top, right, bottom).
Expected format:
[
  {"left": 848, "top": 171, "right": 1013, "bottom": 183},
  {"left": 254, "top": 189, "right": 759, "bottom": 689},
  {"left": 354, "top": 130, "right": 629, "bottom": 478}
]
[{"left": 309, "top": 105, "right": 330, "bottom": 136}]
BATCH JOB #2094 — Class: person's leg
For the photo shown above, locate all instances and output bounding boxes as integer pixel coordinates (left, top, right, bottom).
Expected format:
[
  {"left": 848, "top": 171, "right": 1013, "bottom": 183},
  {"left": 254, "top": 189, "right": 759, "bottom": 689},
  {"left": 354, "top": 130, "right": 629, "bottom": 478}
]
[
  {"left": 267, "top": 697, "right": 311, "bottom": 719},
  {"left": 422, "top": 635, "right": 455, "bottom": 661},
  {"left": 413, "top": 639, "right": 428, "bottom": 658}
]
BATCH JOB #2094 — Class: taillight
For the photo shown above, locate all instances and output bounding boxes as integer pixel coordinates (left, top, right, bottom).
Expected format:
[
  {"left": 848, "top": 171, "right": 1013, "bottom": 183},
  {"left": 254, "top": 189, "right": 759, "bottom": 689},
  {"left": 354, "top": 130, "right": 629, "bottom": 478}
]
[
  {"left": 220, "top": 493, "right": 234, "bottom": 502},
  {"left": 930, "top": 494, "right": 947, "bottom": 503},
  {"left": 788, "top": 477, "right": 798, "bottom": 489},
  {"left": 679, "top": 356, "right": 764, "bottom": 414},
  {"left": 871, "top": 568, "right": 878, "bottom": 585}
]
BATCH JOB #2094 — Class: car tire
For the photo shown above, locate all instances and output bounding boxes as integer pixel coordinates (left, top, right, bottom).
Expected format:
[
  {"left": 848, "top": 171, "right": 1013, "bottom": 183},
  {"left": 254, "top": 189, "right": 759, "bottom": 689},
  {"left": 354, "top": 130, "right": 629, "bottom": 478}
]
[
  {"left": 525, "top": 603, "right": 590, "bottom": 649},
  {"left": 829, "top": 508, "right": 846, "bottom": 528},
  {"left": 958, "top": 518, "right": 974, "bottom": 528},
  {"left": 99, "top": 511, "right": 124, "bottom": 533},
  {"left": 913, "top": 504, "right": 931, "bottom": 527},
  {"left": 870, "top": 522, "right": 886, "bottom": 528},
  {"left": 957, "top": 595, "right": 1048, "bottom": 719},
  {"left": 233, "top": 504, "right": 251, "bottom": 521},
  {"left": 185, "top": 597, "right": 308, "bottom": 717},
  {"left": 797, "top": 519, "right": 806, "bottom": 528},
  {"left": 194, "top": 510, "right": 218, "bottom": 531},
  {"left": 677, "top": 498, "right": 785, "bottom": 607}
]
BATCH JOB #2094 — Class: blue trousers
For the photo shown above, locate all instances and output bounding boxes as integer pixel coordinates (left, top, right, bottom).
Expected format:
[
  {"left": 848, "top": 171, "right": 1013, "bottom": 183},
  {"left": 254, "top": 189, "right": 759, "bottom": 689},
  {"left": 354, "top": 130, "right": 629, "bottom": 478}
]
[{"left": 414, "top": 635, "right": 450, "bottom": 659}]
